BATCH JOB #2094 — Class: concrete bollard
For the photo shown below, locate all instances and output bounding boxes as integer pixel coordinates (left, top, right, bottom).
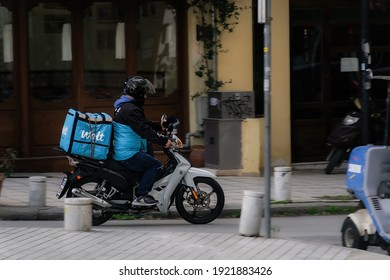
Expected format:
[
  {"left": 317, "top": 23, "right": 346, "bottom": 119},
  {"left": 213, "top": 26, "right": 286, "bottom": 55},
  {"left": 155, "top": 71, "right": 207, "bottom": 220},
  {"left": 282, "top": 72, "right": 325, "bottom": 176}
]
[
  {"left": 239, "top": 191, "right": 264, "bottom": 237},
  {"left": 274, "top": 166, "right": 292, "bottom": 201},
  {"left": 64, "top": 198, "right": 92, "bottom": 231},
  {"left": 29, "top": 176, "right": 47, "bottom": 207}
]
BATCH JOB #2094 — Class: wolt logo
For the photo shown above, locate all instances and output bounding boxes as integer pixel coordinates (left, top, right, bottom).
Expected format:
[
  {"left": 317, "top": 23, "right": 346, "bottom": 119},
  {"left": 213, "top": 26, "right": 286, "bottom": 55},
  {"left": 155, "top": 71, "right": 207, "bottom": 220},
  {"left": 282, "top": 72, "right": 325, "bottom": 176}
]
[{"left": 81, "top": 130, "right": 105, "bottom": 142}]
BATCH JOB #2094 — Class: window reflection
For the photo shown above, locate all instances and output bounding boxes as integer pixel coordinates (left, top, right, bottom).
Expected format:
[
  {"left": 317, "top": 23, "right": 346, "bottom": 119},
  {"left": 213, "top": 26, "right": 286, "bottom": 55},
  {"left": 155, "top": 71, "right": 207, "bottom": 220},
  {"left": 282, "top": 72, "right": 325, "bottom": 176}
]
[
  {"left": 137, "top": 1, "right": 178, "bottom": 97},
  {"left": 0, "top": 6, "right": 13, "bottom": 102},
  {"left": 291, "top": 26, "right": 322, "bottom": 102},
  {"left": 28, "top": 3, "right": 72, "bottom": 101},
  {"left": 83, "top": 2, "right": 125, "bottom": 99}
]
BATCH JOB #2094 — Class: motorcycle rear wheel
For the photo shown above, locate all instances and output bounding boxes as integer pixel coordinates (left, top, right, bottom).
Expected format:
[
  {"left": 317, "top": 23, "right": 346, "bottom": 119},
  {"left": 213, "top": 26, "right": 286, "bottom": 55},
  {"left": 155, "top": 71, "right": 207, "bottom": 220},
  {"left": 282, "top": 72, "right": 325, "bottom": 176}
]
[
  {"left": 324, "top": 147, "right": 346, "bottom": 174},
  {"left": 175, "top": 177, "right": 225, "bottom": 224},
  {"left": 66, "top": 176, "right": 113, "bottom": 226}
]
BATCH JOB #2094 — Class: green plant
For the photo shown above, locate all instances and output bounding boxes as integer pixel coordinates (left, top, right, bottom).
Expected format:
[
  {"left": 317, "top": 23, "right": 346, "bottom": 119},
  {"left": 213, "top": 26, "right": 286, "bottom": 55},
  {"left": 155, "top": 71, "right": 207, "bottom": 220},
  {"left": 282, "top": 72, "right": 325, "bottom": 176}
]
[
  {"left": 271, "top": 200, "right": 292, "bottom": 204},
  {"left": 315, "top": 195, "right": 355, "bottom": 201},
  {"left": 0, "top": 148, "right": 17, "bottom": 177},
  {"left": 187, "top": 0, "right": 246, "bottom": 99}
]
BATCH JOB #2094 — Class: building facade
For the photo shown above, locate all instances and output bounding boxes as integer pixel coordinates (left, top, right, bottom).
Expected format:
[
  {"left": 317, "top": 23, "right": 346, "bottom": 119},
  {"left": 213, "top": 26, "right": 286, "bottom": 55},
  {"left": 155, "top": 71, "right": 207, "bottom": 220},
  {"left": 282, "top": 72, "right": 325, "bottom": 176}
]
[
  {"left": 0, "top": 0, "right": 191, "bottom": 171},
  {"left": 1, "top": 0, "right": 390, "bottom": 173}
]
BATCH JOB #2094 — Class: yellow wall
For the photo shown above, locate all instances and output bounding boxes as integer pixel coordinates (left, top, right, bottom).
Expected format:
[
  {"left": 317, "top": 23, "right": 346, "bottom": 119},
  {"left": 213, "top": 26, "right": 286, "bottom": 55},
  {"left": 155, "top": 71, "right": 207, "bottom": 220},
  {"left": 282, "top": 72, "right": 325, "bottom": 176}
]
[
  {"left": 187, "top": 9, "right": 207, "bottom": 145},
  {"left": 241, "top": 118, "right": 263, "bottom": 176},
  {"left": 270, "top": 0, "right": 291, "bottom": 167},
  {"left": 219, "top": 0, "right": 253, "bottom": 91},
  {"left": 187, "top": 0, "right": 291, "bottom": 173}
]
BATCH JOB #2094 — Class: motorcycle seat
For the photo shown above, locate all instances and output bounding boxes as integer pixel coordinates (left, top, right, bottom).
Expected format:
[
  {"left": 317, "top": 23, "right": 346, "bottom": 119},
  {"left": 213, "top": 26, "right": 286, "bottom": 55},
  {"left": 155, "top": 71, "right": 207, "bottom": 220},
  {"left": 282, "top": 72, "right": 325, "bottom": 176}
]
[{"left": 103, "top": 158, "right": 138, "bottom": 185}]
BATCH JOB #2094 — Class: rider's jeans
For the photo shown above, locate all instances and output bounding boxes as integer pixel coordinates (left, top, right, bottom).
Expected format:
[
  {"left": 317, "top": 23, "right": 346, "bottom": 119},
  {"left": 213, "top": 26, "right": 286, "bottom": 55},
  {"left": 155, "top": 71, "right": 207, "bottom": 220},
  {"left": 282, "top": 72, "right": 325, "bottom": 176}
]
[{"left": 121, "top": 152, "right": 162, "bottom": 197}]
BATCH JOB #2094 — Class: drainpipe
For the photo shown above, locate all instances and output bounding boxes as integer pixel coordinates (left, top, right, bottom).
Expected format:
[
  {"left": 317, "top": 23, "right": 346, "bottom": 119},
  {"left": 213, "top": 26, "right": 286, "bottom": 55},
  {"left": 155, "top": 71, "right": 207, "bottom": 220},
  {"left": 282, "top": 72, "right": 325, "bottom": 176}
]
[{"left": 183, "top": 131, "right": 203, "bottom": 149}]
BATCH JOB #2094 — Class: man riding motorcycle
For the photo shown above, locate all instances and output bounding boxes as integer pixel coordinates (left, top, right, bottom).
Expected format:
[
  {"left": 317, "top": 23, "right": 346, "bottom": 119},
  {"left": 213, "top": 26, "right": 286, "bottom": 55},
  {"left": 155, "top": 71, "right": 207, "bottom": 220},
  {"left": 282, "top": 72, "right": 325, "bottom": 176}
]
[{"left": 112, "top": 76, "right": 173, "bottom": 206}]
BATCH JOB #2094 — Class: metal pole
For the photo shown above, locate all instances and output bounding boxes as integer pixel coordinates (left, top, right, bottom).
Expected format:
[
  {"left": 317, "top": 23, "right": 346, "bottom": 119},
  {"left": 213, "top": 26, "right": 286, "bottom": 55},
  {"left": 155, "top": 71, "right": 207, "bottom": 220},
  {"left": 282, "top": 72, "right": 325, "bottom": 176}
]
[
  {"left": 263, "top": 0, "right": 272, "bottom": 238},
  {"left": 385, "top": 82, "right": 390, "bottom": 145},
  {"left": 361, "top": 0, "right": 370, "bottom": 144}
]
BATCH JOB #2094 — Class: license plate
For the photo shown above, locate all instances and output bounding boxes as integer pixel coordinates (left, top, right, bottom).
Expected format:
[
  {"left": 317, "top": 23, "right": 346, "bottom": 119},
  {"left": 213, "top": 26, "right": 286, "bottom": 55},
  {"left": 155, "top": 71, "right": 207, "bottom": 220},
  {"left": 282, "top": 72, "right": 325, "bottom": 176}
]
[{"left": 56, "top": 176, "right": 68, "bottom": 198}]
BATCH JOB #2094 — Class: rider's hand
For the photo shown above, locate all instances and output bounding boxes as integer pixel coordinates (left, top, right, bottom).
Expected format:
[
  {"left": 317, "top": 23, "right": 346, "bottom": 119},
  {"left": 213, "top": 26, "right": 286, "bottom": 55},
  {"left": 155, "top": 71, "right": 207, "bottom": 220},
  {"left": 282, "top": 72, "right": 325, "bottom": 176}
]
[{"left": 164, "top": 139, "right": 174, "bottom": 148}]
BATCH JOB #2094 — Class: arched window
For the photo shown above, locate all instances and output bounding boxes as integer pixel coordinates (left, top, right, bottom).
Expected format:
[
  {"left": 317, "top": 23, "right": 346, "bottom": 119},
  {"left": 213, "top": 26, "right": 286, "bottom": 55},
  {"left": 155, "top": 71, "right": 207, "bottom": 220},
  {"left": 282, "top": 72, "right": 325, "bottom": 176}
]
[{"left": 0, "top": 5, "right": 13, "bottom": 102}]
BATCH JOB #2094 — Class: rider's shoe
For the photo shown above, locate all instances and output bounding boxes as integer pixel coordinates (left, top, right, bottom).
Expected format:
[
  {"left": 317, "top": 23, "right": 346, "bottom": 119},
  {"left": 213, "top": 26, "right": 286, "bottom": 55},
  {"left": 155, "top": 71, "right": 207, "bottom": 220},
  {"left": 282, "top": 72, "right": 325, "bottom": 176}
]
[{"left": 132, "top": 195, "right": 158, "bottom": 206}]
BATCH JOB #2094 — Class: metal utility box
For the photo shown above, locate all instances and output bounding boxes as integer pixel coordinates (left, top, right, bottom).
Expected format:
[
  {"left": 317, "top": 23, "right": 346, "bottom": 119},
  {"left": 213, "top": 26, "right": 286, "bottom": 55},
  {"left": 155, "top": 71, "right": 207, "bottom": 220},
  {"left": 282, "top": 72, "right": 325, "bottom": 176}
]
[
  {"left": 208, "top": 91, "right": 255, "bottom": 119},
  {"left": 204, "top": 118, "right": 242, "bottom": 169}
]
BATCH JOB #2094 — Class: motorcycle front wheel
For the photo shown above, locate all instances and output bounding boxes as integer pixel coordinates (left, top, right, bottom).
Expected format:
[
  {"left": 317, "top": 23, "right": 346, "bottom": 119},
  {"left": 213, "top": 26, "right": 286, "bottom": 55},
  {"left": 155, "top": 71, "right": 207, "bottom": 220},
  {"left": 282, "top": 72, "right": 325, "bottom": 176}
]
[
  {"left": 175, "top": 176, "right": 225, "bottom": 224},
  {"left": 324, "top": 147, "right": 346, "bottom": 174},
  {"left": 66, "top": 176, "right": 113, "bottom": 226}
]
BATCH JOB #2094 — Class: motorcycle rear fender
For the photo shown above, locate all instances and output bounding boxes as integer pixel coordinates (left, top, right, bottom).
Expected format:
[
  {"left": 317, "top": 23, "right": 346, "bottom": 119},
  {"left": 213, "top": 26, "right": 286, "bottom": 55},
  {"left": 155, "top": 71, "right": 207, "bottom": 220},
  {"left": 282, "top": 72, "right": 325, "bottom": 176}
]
[
  {"left": 77, "top": 161, "right": 132, "bottom": 192},
  {"left": 57, "top": 169, "right": 90, "bottom": 199},
  {"left": 327, "top": 129, "right": 361, "bottom": 146}
]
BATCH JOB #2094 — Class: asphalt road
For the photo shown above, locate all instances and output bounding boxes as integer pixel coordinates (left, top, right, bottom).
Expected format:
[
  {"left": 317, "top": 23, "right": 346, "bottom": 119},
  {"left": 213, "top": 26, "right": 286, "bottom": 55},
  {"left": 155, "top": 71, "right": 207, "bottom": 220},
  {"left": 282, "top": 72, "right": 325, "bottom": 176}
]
[{"left": 0, "top": 215, "right": 387, "bottom": 256}]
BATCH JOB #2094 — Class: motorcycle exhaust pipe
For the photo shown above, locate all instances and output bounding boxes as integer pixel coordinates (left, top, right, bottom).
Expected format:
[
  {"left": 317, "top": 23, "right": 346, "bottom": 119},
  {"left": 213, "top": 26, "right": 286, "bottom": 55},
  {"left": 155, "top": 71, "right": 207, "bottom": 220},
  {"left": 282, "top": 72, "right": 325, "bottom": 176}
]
[{"left": 71, "top": 188, "right": 112, "bottom": 208}]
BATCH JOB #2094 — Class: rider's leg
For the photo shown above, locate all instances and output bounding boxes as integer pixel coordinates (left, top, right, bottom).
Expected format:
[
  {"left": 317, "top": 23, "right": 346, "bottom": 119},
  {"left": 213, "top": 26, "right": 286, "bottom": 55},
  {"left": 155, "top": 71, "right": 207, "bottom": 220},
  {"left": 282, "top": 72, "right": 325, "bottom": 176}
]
[{"left": 121, "top": 152, "right": 161, "bottom": 203}]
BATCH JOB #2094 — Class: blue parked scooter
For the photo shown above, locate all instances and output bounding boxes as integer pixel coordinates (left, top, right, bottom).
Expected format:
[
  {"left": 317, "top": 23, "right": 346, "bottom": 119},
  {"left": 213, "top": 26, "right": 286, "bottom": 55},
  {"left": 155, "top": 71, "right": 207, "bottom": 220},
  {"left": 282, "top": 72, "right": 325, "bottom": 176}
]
[
  {"left": 342, "top": 70, "right": 390, "bottom": 255},
  {"left": 343, "top": 145, "right": 390, "bottom": 255}
]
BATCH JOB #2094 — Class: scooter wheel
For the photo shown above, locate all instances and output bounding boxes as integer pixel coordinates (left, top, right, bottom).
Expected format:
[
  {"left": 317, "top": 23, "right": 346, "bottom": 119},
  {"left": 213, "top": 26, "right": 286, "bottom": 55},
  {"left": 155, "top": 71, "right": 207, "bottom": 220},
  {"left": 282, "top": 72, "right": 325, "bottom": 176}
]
[
  {"left": 325, "top": 147, "right": 346, "bottom": 174},
  {"left": 341, "top": 217, "right": 368, "bottom": 250},
  {"left": 175, "top": 177, "right": 225, "bottom": 224}
]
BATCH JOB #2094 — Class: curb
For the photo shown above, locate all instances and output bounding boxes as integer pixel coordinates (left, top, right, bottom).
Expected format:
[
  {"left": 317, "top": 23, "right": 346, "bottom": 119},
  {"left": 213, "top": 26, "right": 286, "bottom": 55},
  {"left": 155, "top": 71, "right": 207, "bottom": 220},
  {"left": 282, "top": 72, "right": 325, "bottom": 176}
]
[
  {"left": 269, "top": 201, "right": 359, "bottom": 216},
  {"left": 0, "top": 201, "right": 359, "bottom": 221},
  {"left": 0, "top": 206, "right": 64, "bottom": 221}
]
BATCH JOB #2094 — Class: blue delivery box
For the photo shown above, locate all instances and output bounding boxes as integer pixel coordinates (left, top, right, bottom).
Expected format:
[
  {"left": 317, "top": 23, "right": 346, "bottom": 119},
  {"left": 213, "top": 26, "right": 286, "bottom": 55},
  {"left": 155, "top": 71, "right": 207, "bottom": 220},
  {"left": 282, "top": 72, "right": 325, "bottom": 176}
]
[{"left": 59, "top": 109, "right": 112, "bottom": 160}]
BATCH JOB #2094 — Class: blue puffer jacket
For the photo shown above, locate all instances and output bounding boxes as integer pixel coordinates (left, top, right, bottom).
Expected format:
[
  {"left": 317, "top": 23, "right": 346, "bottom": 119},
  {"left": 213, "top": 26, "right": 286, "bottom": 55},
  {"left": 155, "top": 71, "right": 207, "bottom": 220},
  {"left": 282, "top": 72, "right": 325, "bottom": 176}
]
[
  {"left": 112, "top": 95, "right": 168, "bottom": 161},
  {"left": 112, "top": 121, "right": 148, "bottom": 160}
]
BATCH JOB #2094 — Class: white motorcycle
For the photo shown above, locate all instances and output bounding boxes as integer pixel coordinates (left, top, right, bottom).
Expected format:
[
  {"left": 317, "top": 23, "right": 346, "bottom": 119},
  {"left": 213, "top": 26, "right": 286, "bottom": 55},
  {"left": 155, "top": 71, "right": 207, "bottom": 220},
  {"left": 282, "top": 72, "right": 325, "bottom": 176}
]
[{"left": 57, "top": 119, "right": 225, "bottom": 226}]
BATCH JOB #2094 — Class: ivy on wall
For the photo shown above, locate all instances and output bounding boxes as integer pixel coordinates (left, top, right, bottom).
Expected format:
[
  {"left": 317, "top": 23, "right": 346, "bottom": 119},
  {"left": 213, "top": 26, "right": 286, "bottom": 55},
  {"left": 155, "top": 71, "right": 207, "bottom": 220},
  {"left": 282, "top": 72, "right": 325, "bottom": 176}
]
[{"left": 187, "top": 0, "right": 247, "bottom": 98}]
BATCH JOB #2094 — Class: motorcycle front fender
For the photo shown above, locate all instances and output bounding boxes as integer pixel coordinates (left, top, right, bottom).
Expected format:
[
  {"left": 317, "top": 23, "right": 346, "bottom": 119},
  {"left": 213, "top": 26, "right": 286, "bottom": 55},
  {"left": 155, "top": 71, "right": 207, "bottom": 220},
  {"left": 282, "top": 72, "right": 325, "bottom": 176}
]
[
  {"left": 348, "top": 209, "right": 376, "bottom": 236},
  {"left": 182, "top": 167, "right": 217, "bottom": 188}
]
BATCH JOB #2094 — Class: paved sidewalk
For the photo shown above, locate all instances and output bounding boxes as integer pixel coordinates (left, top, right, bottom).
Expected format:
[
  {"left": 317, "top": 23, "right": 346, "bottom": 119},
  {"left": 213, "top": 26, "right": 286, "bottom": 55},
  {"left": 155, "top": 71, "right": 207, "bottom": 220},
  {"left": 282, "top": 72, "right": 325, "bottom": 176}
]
[
  {"left": 1, "top": 226, "right": 388, "bottom": 260},
  {"left": 0, "top": 169, "right": 389, "bottom": 260},
  {"left": 0, "top": 169, "right": 355, "bottom": 219}
]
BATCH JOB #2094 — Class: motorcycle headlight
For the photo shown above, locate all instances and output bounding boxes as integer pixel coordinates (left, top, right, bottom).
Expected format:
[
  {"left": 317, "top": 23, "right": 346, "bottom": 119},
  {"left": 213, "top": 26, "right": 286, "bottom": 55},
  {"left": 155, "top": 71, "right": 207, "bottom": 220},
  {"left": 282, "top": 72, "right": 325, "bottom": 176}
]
[{"left": 343, "top": 115, "right": 360, "bottom": 125}]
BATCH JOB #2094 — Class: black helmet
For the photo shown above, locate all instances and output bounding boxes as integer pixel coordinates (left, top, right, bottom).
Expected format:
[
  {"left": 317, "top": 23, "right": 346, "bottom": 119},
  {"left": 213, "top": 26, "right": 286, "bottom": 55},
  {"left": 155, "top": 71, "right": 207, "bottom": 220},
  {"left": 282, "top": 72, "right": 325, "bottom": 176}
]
[{"left": 123, "top": 76, "right": 156, "bottom": 100}]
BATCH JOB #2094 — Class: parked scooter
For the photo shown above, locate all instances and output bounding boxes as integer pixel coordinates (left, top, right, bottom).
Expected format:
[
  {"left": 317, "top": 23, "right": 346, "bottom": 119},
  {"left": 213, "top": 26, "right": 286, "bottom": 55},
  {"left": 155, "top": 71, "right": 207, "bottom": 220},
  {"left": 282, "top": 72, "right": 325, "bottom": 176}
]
[
  {"left": 342, "top": 145, "right": 390, "bottom": 255},
  {"left": 57, "top": 119, "right": 225, "bottom": 226},
  {"left": 325, "top": 99, "right": 385, "bottom": 174},
  {"left": 341, "top": 70, "right": 390, "bottom": 255},
  {"left": 324, "top": 99, "right": 363, "bottom": 174}
]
